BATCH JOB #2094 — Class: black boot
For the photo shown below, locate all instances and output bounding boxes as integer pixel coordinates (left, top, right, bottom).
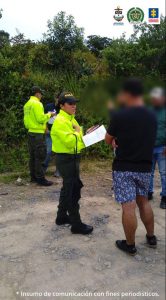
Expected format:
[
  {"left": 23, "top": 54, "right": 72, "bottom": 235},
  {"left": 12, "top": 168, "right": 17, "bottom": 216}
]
[
  {"left": 36, "top": 178, "right": 53, "bottom": 186},
  {"left": 148, "top": 192, "right": 153, "bottom": 200},
  {"left": 160, "top": 196, "right": 166, "bottom": 209},
  {"left": 30, "top": 177, "right": 37, "bottom": 183},
  {"left": 71, "top": 223, "right": 93, "bottom": 235},
  {"left": 55, "top": 215, "right": 71, "bottom": 225}
]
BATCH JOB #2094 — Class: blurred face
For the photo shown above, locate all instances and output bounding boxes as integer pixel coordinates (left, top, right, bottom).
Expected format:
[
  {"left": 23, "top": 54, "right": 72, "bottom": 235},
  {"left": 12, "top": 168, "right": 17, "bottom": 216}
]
[
  {"left": 151, "top": 97, "right": 165, "bottom": 107},
  {"left": 117, "top": 91, "right": 143, "bottom": 107},
  {"left": 61, "top": 102, "right": 77, "bottom": 115},
  {"left": 117, "top": 91, "right": 129, "bottom": 107}
]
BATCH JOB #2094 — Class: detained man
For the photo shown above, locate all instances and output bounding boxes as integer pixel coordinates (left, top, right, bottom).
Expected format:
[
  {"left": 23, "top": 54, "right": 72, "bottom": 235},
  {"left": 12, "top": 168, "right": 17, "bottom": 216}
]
[{"left": 105, "top": 78, "right": 157, "bottom": 255}]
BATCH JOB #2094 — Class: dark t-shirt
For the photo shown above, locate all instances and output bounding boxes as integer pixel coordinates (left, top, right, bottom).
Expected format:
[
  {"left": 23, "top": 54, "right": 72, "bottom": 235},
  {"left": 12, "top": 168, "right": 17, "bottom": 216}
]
[{"left": 107, "top": 107, "right": 157, "bottom": 172}]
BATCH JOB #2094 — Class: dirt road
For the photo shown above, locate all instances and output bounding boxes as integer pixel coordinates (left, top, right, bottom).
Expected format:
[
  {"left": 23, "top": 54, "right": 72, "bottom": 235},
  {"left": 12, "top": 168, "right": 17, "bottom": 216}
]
[{"left": 0, "top": 161, "right": 165, "bottom": 300}]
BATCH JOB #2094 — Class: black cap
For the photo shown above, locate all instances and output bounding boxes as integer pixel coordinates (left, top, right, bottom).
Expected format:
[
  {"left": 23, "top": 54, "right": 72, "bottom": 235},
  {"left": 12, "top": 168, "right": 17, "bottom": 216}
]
[
  {"left": 58, "top": 92, "right": 79, "bottom": 104},
  {"left": 31, "top": 86, "right": 44, "bottom": 96}
]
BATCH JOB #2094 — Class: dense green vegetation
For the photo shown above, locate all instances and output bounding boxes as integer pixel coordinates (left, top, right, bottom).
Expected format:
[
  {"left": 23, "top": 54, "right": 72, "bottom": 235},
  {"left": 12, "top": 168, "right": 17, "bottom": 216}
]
[{"left": 0, "top": 11, "right": 165, "bottom": 172}]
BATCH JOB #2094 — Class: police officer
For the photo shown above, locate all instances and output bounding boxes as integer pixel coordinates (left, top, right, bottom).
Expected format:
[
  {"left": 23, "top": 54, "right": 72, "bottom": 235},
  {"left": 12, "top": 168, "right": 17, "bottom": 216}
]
[
  {"left": 51, "top": 92, "right": 93, "bottom": 234},
  {"left": 24, "top": 86, "right": 55, "bottom": 186}
]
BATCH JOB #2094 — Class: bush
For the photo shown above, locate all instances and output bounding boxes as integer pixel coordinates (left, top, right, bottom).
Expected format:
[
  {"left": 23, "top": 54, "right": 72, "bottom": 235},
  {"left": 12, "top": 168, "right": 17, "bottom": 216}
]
[{"left": 0, "top": 12, "right": 165, "bottom": 173}]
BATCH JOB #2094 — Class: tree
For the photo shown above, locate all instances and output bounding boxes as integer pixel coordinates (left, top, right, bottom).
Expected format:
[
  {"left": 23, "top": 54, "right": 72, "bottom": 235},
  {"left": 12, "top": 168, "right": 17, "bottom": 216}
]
[
  {"left": 0, "top": 9, "right": 10, "bottom": 47},
  {"left": 103, "top": 38, "right": 137, "bottom": 77},
  {"left": 87, "top": 35, "right": 112, "bottom": 57},
  {"left": 130, "top": 16, "right": 166, "bottom": 77},
  {"left": 0, "top": 30, "right": 9, "bottom": 47},
  {"left": 10, "top": 33, "right": 32, "bottom": 45},
  {"left": 43, "top": 11, "right": 84, "bottom": 70},
  {"left": 103, "top": 17, "right": 166, "bottom": 79}
]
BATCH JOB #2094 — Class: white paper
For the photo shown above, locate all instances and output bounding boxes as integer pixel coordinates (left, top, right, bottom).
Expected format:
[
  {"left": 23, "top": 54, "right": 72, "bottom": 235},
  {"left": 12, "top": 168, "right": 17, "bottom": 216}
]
[
  {"left": 48, "top": 110, "right": 56, "bottom": 124},
  {"left": 82, "top": 125, "right": 106, "bottom": 147},
  {"left": 48, "top": 116, "right": 56, "bottom": 124}
]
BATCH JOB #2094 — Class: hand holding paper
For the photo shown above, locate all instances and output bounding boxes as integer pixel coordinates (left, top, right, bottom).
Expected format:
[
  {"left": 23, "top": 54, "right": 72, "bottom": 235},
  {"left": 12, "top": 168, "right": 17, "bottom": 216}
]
[
  {"left": 48, "top": 110, "right": 56, "bottom": 124},
  {"left": 82, "top": 125, "right": 106, "bottom": 147},
  {"left": 86, "top": 125, "right": 100, "bottom": 134}
]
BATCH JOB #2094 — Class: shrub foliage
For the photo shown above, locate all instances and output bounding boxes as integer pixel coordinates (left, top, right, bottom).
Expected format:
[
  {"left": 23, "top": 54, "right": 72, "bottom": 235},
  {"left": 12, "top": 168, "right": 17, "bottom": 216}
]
[{"left": 0, "top": 11, "right": 165, "bottom": 172}]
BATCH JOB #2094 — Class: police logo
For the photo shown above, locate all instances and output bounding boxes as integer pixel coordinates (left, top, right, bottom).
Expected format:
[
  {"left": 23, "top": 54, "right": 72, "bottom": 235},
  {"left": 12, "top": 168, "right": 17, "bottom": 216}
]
[
  {"left": 113, "top": 6, "right": 124, "bottom": 26},
  {"left": 127, "top": 7, "right": 144, "bottom": 24}
]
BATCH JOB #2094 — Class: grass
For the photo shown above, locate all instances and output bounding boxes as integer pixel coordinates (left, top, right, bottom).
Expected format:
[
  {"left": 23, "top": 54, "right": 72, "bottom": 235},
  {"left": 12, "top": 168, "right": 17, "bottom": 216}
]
[
  {"left": 0, "top": 158, "right": 112, "bottom": 184},
  {"left": 0, "top": 171, "right": 29, "bottom": 184},
  {"left": 81, "top": 157, "right": 112, "bottom": 173}
]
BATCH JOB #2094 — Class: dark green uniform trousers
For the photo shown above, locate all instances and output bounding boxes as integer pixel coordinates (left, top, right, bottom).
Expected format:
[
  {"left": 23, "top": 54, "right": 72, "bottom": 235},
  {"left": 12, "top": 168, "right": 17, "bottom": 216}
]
[
  {"left": 28, "top": 133, "right": 47, "bottom": 180},
  {"left": 56, "top": 154, "right": 83, "bottom": 226}
]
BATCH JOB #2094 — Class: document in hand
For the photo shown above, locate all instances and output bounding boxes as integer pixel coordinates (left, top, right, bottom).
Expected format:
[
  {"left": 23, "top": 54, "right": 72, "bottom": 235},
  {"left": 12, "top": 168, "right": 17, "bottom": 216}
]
[
  {"left": 82, "top": 125, "right": 106, "bottom": 147},
  {"left": 48, "top": 116, "right": 56, "bottom": 124},
  {"left": 48, "top": 110, "right": 56, "bottom": 124}
]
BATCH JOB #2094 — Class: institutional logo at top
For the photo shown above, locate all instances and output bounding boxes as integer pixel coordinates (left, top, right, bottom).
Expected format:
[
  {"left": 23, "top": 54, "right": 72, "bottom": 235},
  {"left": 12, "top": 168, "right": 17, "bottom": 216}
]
[
  {"left": 148, "top": 8, "right": 160, "bottom": 24},
  {"left": 127, "top": 7, "right": 144, "bottom": 24},
  {"left": 113, "top": 6, "right": 124, "bottom": 25}
]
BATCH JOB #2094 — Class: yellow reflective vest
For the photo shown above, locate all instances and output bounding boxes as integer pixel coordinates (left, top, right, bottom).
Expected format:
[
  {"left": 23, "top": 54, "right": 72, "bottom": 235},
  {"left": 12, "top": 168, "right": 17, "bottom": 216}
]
[
  {"left": 51, "top": 109, "right": 85, "bottom": 154},
  {"left": 24, "top": 96, "right": 51, "bottom": 133}
]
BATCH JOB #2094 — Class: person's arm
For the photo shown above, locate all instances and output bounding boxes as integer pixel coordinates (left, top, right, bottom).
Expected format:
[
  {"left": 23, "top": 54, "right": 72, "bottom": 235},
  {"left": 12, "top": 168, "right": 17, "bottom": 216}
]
[
  {"left": 33, "top": 102, "right": 52, "bottom": 124},
  {"left": 72, "top": 121, "right": 84, "bottom": 140},
  {"left": 51, "top": 119, "right": 82, "bottom": 150},
  {"left": 105, "top": 113, "right": 118, "bottom": 148},
  {"left": 163, "top": 147, "right": 166, "bottom": 156},
  {"left": 105, "top": 133, "right": 115, "bottom": 145},
  {"left": 45, "top": 124, "right": 50, "bottom": 134}
]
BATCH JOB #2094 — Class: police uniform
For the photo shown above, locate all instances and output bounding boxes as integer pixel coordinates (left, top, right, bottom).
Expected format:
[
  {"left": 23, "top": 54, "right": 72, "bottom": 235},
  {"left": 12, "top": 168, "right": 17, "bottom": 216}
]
[
  {"left": 24, "top": 86, "right": 53, "bottom": 186},
  {"left": 51, "top": 92, "right": 93, "bottom": 234}
]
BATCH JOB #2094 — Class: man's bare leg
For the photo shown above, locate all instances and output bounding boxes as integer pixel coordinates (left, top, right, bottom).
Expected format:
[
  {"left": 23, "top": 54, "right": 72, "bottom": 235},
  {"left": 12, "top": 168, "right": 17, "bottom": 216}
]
[
  {"left": 121, "top": 201, "right": 137, "bottom": 245},
  {"left": 136, "top": 195, "right": 154, "bottom": 236}
]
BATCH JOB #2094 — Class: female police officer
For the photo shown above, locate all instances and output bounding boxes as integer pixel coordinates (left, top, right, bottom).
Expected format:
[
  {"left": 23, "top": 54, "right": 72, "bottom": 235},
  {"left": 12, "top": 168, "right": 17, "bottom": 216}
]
[{"left": 51, "top": 92, "right": 93, "bottom": 235}]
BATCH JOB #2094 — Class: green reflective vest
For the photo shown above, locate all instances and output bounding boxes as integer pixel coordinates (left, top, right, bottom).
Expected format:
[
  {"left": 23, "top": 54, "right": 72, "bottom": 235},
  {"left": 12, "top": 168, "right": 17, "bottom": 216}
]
[
  {"left": 24, "top": 96, "right": 51, "bottom": 133},
  {"left": 51, "top": 109, "right": 85, "bottom": 154}
]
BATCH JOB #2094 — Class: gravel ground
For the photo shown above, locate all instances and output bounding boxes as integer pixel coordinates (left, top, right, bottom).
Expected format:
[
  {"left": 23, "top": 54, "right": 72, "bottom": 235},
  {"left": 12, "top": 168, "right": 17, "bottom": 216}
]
[{"left": 0, "top": 161, "right": 165, "bottom": 300}]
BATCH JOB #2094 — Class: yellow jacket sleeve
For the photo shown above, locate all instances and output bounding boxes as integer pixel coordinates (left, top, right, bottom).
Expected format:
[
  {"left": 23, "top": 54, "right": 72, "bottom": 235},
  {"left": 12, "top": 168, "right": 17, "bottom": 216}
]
[
  {"left": 33, "top": 102, "right": 51, "bottom": 124},
  {"left": 51, "top": 119, "right": 83, "bottom": 150}
]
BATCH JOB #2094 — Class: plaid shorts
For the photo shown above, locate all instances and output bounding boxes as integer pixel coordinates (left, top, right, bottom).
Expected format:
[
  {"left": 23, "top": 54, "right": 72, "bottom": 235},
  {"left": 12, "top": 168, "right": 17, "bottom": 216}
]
[{"left": 112, "top": 171, "right": 151, "bottom": 204}]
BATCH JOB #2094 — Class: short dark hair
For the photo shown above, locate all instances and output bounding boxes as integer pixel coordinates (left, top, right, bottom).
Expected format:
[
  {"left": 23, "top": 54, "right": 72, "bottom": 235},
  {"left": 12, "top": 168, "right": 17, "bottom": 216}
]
[
  {"left": 122, "top": 78, "right": 144, "bottom": 97},
  {"left": 31, "top": 86, "right": 44, "bottom": 96}
]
